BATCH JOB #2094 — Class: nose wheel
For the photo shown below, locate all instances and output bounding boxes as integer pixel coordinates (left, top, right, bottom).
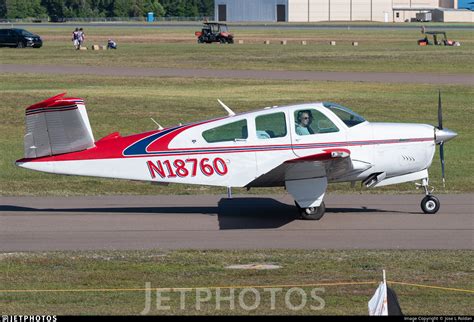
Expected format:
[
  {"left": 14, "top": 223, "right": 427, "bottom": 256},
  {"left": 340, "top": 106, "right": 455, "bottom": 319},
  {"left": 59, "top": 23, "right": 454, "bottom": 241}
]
[
  {"left": 295, "top": 201, "right": 326, "bottom": 220},
  {"left": 421, "top": 195, "right": 440, "bottom": 214},
  {"left": 418, "top": 178, "right": 440, "bottom": 214}
]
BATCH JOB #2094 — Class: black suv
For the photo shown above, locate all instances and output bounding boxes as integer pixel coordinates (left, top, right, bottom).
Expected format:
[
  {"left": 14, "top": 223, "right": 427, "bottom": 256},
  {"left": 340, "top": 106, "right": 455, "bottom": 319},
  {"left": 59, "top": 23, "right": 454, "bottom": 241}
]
[{"left": 0, "top": 28, "right": 42, "bottom": 48}]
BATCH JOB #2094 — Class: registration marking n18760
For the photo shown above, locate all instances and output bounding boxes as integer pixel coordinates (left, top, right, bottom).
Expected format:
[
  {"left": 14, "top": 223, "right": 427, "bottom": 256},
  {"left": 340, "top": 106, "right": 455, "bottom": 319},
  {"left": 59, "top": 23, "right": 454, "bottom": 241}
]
[{"left": 146, "top": 157, "right": 228, "bottom": 179}]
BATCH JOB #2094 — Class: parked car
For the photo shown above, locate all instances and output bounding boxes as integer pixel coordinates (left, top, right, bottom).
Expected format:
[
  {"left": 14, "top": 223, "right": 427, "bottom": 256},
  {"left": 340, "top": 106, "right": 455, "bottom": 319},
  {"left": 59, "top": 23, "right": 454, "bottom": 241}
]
[{"left": 0, "top": 28, "right": 43, "bottom": 48}]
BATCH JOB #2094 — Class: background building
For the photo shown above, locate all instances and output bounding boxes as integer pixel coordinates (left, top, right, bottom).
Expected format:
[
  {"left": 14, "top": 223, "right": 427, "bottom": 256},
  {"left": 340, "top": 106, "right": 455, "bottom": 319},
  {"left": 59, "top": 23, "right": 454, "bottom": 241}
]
[{"left": 214, "top": 0, "right": 473, "bottom": 22}]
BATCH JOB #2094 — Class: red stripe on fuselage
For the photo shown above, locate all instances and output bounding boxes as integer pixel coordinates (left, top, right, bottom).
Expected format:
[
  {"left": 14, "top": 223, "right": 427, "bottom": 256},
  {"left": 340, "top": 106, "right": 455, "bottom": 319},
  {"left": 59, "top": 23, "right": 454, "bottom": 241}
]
[{"left": 16, "top": 135, "right": 433, "bottom": 164}]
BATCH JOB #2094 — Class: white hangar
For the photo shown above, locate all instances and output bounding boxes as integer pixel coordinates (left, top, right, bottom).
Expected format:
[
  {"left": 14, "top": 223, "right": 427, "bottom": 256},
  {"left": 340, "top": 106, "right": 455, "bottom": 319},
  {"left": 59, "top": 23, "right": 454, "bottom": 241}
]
[{"left": 214, "top": 0, "right": 470, "bottom": 22}]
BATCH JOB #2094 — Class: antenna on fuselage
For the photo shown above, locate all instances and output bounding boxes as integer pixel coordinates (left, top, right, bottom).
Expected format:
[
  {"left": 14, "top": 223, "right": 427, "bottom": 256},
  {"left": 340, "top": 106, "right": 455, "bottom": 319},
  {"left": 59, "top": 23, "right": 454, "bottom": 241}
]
[
  {"left": 150, "top": 118, "right": 164, "bottom": 130},
  {"left": 217, "top": 99, "right": 235, "bottom": 116}
]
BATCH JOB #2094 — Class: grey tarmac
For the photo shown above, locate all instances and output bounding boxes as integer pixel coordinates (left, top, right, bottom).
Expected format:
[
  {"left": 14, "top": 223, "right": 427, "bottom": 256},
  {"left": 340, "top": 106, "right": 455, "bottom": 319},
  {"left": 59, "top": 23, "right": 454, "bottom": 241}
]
[
  {"left": 1, "top": 64, "right": 473, "bottom": 84},
  {"left": 0, "top": 194, "right": 472, "bottom": 251}
]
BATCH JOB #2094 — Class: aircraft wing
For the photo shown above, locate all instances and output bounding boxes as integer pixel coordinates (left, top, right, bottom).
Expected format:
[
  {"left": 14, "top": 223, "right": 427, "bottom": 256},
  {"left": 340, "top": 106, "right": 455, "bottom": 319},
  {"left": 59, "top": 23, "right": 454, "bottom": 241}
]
[{"left": 246, "top": 148, "right": 371, "bottom": 188}]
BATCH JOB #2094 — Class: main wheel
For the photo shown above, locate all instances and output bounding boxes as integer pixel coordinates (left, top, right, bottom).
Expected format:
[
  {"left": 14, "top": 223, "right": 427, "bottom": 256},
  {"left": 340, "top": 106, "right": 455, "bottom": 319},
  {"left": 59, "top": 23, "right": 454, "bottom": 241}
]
[
  {"left": 295, "top": 201, "right": 326, "bottom": 220},
  {"left": 16, "top": 41, "right": 25, "bottom": 48},
  {"left": 421, "top": 195, "right": 440, "bottom": 214}
]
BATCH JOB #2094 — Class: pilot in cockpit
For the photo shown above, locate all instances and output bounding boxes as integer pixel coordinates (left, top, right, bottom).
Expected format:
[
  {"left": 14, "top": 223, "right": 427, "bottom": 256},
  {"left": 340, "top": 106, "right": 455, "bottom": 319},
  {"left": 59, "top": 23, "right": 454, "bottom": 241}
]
[{"left": 295, "top": 110, "right": 315, "bottom": 136}]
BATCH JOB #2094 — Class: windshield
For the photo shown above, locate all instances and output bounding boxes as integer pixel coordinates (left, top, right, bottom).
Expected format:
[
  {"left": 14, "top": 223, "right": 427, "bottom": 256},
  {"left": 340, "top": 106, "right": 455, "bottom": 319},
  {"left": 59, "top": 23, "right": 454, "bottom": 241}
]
[
  {"left": 220, "top": 25, "right": 228, "bottom": 32},
  {"left": 323, "top": 102, "right": 366, "bottom": 127},
  {"left": 20, "top": 30, "right": 36, "bottom": 37}
]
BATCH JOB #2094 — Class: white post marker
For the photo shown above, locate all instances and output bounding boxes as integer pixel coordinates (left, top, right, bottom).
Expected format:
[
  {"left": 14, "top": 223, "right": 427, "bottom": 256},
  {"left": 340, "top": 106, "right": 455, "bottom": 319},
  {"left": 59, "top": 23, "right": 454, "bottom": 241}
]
[{"left": 368, "top": 270, "right": 388, "bottom": 316}]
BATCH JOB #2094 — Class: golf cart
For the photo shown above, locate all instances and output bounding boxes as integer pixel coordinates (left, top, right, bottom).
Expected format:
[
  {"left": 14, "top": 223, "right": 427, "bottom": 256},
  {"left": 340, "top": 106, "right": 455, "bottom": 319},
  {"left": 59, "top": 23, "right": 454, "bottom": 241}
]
[
  {"left": 418, "top": 31, "right": 460, "bottom": 46},
  {"left": 195, "top": 22, "right": 234, "bottom": 44}
]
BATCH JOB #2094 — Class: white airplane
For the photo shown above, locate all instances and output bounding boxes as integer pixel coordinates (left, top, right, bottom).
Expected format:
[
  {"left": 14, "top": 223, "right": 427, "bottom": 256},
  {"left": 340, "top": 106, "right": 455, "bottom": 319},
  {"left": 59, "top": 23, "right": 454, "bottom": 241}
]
[{"left": 16, "top": 93, "right": 457, "bottom": 220}]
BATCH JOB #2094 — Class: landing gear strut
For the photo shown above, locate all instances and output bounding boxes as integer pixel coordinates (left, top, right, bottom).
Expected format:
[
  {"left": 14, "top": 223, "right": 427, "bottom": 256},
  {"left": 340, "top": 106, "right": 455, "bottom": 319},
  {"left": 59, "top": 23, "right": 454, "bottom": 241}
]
[
  {"left": 295, "top": 201, "right": 326, "bottom": 220},
  {"left": 419, "top": 178, "right": 440, "bottom": 214}
]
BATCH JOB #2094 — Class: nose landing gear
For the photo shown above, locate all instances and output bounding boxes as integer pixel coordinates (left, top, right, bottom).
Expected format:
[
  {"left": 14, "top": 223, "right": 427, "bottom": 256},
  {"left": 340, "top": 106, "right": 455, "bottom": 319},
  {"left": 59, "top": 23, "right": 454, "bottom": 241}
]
[
  {"left": 421, "top": 195, "right": 440, "bottom": 214},
  {"left": 418, "top": 178, "right": 440, "bottom": 214}
]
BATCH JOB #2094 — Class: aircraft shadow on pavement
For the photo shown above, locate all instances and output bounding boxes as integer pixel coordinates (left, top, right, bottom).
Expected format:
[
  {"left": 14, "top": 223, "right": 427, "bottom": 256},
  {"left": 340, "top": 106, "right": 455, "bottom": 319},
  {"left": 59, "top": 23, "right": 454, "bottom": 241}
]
[
  {"left": 1, "top": 197, "right": 416, "bottom": 230},
  {"left": 217, "top": 198, "right": 296, "bottom": 229}
]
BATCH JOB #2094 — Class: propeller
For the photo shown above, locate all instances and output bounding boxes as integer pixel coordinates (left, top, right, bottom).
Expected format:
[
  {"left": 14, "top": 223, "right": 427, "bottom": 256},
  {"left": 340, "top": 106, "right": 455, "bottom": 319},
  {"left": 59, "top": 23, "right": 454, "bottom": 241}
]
[
  {"left": 437, "top": 90, "right": 443, "bottom": 130},
  {"left": 437, "top": 90, "right": 446, "bottom": 187},
  {"left": 435, "top": 91, "right": 458, "bottom": 187}
]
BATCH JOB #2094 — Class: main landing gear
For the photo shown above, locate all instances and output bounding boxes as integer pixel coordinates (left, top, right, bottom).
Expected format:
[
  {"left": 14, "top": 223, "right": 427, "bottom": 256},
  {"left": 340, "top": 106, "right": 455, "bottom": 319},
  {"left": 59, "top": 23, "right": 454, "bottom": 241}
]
[
  {"left": 295, "top": 201, "right": 326, "bottom": 220},
  {"left": 418, "top": 178, "right": 440, "bottom": 214}
]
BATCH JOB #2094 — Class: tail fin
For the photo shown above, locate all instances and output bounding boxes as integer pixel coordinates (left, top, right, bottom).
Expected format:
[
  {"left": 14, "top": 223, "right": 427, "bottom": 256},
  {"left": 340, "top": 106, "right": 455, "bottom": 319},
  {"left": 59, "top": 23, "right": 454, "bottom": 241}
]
[{"left": 24, "top": 93, "right": 95, "bottom": 158}]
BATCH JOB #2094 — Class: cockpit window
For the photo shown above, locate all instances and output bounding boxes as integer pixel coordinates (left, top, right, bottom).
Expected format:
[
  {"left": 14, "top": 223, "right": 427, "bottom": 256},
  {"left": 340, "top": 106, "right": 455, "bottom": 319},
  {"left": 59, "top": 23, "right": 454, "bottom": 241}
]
[
  {"left": 202, "top": 119, "right": 248, "bottom": 143},
  {"left": 255, "top": 112, "right": 287, "bottom": 139},
  {"left": 323, "top": 102, "right": 366, "bottom": 127},
  {"left": 294, "top": 109, "right": 339, "bottom": 136}
]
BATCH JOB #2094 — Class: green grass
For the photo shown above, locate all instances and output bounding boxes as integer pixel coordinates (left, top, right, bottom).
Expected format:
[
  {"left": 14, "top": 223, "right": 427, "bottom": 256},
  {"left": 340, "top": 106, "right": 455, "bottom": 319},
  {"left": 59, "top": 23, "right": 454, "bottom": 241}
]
[
  {"left": 0, "top": 250, "right": 472, "bottom": 315},
  {"left": 0, "top": 26, "right": 473, "bottom": 73},
  {"left": 0, "top": 74, "right": 473, "bottom": 196}
]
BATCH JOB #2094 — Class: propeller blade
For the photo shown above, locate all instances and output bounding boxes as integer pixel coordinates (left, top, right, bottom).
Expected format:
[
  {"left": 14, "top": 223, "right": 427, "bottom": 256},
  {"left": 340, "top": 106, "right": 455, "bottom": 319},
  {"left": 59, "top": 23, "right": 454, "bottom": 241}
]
[
  {"left": 437, "top": 90, "right": 443, "bottom": 130},
  {"left": 440, "top": 142, "right": 446, "bottom": 187}
]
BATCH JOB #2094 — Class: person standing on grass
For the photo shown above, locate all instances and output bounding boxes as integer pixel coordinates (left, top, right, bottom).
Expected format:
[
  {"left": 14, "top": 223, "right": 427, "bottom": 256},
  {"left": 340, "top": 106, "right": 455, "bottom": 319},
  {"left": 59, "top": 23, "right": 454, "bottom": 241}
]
[
  {"left": 77, "top": 28, "right": 85, "bottom": 48},
  {"left": 72, "top": 28, "right": 79, "bottom": 49}
]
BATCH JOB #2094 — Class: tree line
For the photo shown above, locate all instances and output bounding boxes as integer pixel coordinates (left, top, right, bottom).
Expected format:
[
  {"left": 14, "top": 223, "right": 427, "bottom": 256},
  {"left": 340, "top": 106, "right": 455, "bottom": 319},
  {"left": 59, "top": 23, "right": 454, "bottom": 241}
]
[{"left": 0, "top": 0, "right": 215, "bottom": 19}]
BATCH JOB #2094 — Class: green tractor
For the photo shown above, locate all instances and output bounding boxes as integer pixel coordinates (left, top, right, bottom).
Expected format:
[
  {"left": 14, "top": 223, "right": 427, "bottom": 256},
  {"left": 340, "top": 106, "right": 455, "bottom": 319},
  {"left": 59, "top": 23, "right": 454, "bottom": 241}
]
[{"left": 195, "top": 22, "right": 234, "bottom": 44}]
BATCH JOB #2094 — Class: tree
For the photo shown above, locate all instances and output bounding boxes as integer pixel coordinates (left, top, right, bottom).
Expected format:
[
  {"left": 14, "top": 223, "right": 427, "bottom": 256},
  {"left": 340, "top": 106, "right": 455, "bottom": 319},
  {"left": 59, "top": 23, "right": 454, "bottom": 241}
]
[
  {"left": 184, "top": 0, "right": 199, "bottom": 17},
  {"left": 143, "top": 0, "right": 164, "bottom": 17},
  {"left": 41, "top": 0, "right": 65, "bottom": 17},
  {"left": 0, "top": 0, "right": 6, "bottom": 18},
  {"left": 129, "top": 2, "right": 143, "bottom": 16},
  {"left": 63, "top": 0, "right": 94, "bottom": 17},
  {"left": 5, "top": 0, "right": 47, "bottom": 18},
  {"left": 200, "top": 0, "right": 214, "bottom": 17},
  {"left": 0, "top": 0, "right": 209, "bottom": 19},
  {"left": 89, "top": 0, "right": 114, "bottom": 17},
  {"left": 112, "top": 0, "right": 132, "bottom": 16}
]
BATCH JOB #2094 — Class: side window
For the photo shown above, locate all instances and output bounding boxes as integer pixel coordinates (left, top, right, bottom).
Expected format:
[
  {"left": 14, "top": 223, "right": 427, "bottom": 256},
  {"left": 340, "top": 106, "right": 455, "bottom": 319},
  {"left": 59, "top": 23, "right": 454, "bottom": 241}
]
[
  {"left": 202, "top": 119, "right": 248, "bottom": 143},
  {"left": 255, "top": 112, "right": 287, "bottom": 139},
  {"left": 294, "top": 109, "right": 339, "bottom": 136}
]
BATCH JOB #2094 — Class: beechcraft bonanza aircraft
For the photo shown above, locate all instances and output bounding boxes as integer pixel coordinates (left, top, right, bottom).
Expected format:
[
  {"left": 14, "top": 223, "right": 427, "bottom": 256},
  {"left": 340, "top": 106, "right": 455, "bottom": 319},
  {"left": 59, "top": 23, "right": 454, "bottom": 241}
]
[{"left": 16, "top": 93, "right": 457, "bottom": 220}]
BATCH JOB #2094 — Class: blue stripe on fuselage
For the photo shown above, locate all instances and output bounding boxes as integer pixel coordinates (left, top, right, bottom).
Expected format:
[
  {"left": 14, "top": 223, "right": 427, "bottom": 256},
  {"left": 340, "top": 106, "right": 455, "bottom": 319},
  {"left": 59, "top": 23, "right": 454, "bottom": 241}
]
[{"left": 122, "top": 126, "right": 181, "bottom": 156}]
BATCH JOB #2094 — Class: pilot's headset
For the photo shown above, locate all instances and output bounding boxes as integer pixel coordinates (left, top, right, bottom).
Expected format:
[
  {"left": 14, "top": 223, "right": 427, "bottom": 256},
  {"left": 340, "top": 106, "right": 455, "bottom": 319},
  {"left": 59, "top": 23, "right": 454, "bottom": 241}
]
[{"left": 297, "top": 110, "right": 313, "bottom": 125}]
